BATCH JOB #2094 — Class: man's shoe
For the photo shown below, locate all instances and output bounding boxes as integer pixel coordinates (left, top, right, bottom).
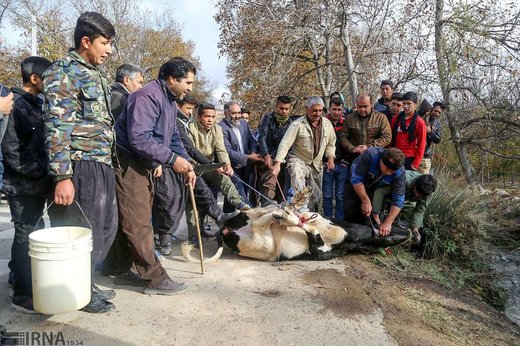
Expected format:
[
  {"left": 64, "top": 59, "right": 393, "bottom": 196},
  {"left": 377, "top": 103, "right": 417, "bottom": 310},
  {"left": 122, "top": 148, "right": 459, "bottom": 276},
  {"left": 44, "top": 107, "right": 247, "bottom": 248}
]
[
  {"left": 80, "top": 291, "right": 115, "bottom": 314},
  {"left": 216, "top": 210, "right": 240, "bottom": 229},
  {"left": 114, "top": 270, "right": 145, "bottom": 287},
  {"left": 143, "top": 278, "right": 187, "bottom": 296},
  {"left": 159, "top": 244, "right": 172, "bottom": 256},
  {"left": 93, "top": 284, "right": 116, "bottom": 300},
  {"left": 11, "top": 296, "right": 38, "bottom": 315}
]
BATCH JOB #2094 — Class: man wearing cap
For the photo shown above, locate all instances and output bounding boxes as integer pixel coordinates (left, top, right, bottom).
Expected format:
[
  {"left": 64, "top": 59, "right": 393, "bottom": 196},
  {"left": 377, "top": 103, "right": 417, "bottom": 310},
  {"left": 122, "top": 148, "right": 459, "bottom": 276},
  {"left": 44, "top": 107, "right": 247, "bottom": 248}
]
[
  {"left": 374, "top": 80, "right": 394, "bottom": 114},
  {"left": 372, "top": 171, "right": 437, "bottom": 242},
  {"left": 344, "top": 147, "right": 406, "bottom": 236}
]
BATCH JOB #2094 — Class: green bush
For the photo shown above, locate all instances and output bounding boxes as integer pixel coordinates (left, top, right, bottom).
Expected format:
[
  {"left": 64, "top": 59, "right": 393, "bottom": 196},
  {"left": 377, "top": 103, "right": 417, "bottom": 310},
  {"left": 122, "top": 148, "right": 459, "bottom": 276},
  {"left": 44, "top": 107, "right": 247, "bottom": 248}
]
[{"left": 418, "top": 167, "right": 507, "bottom": 309}]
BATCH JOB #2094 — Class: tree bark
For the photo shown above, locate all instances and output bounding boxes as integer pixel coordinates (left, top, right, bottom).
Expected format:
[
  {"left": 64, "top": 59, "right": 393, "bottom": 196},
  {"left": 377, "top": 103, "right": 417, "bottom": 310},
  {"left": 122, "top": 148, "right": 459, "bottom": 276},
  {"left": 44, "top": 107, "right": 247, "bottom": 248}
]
[
  {"left": 434, "top": 0, "right": 478, "bottom": 186},
  {"left": 340, "top": 11, "right": 358, "bottom": 107}
]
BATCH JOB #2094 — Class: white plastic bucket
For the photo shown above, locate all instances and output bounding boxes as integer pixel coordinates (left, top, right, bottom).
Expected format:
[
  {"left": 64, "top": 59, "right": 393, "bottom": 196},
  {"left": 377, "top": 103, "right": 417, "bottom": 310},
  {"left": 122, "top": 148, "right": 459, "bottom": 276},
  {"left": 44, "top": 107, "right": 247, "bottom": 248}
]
[{"left": 29, "top": 226, "right": 93, "bottom": 314}]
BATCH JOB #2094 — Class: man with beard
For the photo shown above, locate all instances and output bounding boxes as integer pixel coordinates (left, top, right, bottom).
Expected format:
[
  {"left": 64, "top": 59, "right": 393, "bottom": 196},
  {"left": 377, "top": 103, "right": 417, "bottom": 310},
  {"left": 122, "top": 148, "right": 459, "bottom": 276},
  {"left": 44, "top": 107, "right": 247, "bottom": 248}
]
[{"left": 219, "top": 101, "right": 262, "bottom": 211}]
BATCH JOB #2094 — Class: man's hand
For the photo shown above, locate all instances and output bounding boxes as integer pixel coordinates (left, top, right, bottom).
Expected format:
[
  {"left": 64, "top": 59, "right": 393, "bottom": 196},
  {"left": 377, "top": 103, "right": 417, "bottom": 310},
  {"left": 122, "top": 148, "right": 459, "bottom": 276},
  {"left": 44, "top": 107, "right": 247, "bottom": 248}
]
[
  {"left": 264, "top": 154, "right": 272, "bottom": 169},
  {"left": 248, "top": 153, "right": 263, "bottom": 162},
  {"left": 172, "top": 156, "right": 193, "bottom": 175},
  {"left": 223, "top": 163, "right": 234, "bottom": 176},
  {"left": 360, "top": 198, "right": 372, "bottom": 217},
  {"left": 271, "top": 161, "right": 281, "bottom": 177},
  {"left": 426, "top": 124, "right": 432, "bottom": 134},
  {"left": 353, "top": 145, "right": 368, "bottom": 154},
  {"left": 153, "top": 165, "right": 163, "bottom": 178},
  {"left": 184, "top": 171, "right": 196, "bottom": 188},
  {"left": 379, "top": 220, "right": 393, "bottom": 236},
  {"left": 326, "top": 157, "right": 335, "bottom": 172},
  {"left": 0, "top": 93, "right": 14, "bottom": 115},
  {"left": 54, "top": 179, "right": 75, "bottom": 205}
]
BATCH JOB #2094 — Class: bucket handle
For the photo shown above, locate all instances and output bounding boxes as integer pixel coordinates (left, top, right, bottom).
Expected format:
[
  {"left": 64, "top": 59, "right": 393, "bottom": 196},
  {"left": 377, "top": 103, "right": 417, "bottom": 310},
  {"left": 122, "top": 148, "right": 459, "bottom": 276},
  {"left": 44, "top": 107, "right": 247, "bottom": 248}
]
[{"left": 35, "top": 201, "right": 93, "bottom": 231}]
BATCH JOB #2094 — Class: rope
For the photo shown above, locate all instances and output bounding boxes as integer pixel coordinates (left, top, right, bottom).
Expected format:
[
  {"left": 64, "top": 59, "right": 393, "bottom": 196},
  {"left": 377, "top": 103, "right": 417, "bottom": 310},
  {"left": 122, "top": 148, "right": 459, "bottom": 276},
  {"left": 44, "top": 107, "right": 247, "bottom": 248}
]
[
  {"left": 275, "top": 177, "right": 286, "bottom": 202},
  {"left": 232, "top": 173, "right": 278, "bottom": 206}
]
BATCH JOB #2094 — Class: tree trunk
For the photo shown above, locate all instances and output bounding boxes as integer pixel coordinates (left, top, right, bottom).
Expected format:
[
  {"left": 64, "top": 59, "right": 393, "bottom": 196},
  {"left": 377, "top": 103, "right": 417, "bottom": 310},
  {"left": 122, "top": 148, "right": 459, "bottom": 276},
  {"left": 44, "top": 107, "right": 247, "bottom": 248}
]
[
  {"left": 434, "top": 0, "right": 478, "bottom": 186},
  {"left": 340, "top": 11, "right": 358, "bottom": 107}
]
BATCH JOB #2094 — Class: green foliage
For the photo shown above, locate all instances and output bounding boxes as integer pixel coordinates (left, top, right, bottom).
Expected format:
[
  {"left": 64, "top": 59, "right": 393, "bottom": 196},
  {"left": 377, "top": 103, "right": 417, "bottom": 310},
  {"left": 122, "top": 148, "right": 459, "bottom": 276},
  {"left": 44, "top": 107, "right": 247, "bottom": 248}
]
[{"left": 411, "top": 167, "right": 508, "bottom": 309}]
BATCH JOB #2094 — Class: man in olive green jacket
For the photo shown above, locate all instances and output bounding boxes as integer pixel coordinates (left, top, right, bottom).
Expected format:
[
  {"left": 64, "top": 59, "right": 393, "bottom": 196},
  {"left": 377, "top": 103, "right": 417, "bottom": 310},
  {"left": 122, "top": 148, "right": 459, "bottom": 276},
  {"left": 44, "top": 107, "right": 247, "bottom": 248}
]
[
  {"left": 271, "top": 96, "right": 336, "bottom": 211},
  {"left": 372, "top": 170, "right": 437, "bottom": 242}
]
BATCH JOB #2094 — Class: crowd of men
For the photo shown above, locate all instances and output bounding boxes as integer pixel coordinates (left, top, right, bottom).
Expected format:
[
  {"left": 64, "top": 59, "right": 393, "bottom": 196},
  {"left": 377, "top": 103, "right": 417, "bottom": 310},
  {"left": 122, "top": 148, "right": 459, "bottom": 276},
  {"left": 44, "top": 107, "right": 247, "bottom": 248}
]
[{"left": 0, "top": 12, "right": 444, "bottom": 315}]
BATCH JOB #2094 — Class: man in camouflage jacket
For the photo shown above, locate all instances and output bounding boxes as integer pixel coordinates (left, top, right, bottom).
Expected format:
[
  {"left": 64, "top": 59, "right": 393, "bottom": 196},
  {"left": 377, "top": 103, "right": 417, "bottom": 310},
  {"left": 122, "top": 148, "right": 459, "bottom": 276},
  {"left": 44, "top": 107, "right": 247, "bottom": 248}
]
[{"left": 43, "top": 12, "right": 117, "bottom": 314}]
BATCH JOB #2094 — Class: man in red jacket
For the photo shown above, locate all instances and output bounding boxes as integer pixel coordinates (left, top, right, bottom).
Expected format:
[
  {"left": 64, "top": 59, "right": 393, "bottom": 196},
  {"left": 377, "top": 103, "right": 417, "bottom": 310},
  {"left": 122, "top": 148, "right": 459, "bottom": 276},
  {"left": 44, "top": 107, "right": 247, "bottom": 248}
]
[{"left": 390, "top": 92, "right": 426, "bottom": 170}]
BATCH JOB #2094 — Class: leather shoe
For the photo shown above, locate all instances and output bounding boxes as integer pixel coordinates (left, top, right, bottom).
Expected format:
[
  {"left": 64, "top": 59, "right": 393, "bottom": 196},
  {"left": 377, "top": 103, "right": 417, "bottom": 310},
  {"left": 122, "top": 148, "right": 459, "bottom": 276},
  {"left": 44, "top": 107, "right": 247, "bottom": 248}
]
[
  {"left": 93, "top": 284, "right": 115, "bottom": 300},
  {"left": 143, "top": 278, "right": 187, "bottom": 296},
  {"left": 114, "top": 270, "right": 145, "bottom": 287},
  {"left": 216, "top": 210, "right": 240, "bottom": 229},
  {"left": 80, "top": 290, "right": 115, "bottom": 313}
]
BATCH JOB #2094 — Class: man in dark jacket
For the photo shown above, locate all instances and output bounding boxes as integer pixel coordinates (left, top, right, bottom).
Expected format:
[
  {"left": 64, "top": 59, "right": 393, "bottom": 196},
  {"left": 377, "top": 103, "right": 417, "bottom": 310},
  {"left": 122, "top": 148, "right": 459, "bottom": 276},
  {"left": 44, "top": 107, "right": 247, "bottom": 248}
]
[
  {"left": 3, "top": 56, "right": 52, "bottom": 314},
  {"left": 339, "top": 93, "right": 392, "bottom": 164},
  {"left": 374, "top": 80, "right": 394, "bottom": 114},
  {"left": 322, "top": 97, "right": 348, "bottom": 220},
  {"left": 418, "top": 102, "right": 443, "bottom": 174},
  {"left": 220, "top": 100, "right": 262, "bottom": 210},
  {"left": 115, "top": 57, "right": 196, "bottom": 295},
  {"left": 257, "top": 95, "right": 294, "bottom": 204},
  {"left": 110, "top": 63, "right": 144, "bottom": 119}
]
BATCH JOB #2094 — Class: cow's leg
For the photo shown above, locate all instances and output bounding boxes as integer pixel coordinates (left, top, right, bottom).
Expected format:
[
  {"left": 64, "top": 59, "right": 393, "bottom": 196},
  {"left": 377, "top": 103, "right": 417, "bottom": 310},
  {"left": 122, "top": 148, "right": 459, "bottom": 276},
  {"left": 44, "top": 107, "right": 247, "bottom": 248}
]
[{"left": 295, "top": 231, "right": 348, "bottom": 260}]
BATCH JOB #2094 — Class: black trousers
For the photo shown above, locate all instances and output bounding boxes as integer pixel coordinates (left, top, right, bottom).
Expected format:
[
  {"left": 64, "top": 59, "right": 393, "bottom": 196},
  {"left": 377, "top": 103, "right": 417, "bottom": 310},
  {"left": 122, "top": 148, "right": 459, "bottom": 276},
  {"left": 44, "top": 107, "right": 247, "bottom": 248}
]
[
  {"left": 8, "top": 195, "right": 46, "bottom": 298},
  {"left": 48, "top": 160, "right": 118, "bottom": 271},
  {"left": 152, "top": 167, "right": 187, "bottom": 246}
]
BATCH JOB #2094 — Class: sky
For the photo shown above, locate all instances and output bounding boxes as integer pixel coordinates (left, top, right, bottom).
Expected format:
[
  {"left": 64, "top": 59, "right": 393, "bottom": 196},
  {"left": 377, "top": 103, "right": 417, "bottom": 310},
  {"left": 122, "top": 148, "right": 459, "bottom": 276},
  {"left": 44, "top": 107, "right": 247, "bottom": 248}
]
[{"left": 0, "top": 0, "right": 229, "bottom": 102}]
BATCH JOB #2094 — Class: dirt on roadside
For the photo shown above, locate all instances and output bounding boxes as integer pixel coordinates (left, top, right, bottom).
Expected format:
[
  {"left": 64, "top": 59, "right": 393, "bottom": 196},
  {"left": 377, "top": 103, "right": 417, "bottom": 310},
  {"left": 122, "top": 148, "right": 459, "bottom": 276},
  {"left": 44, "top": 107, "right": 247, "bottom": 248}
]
[{"left": 303, "top": 256, "right": 520, "bottom": 346}]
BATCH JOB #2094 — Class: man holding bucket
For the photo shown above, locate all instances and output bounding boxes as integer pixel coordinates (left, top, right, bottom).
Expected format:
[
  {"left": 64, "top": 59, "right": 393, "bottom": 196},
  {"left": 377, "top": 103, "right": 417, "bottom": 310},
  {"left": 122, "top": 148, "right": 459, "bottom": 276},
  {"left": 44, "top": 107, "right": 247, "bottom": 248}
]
[{"left": 43, "top": 12, "right": 118, "bottom": 313}]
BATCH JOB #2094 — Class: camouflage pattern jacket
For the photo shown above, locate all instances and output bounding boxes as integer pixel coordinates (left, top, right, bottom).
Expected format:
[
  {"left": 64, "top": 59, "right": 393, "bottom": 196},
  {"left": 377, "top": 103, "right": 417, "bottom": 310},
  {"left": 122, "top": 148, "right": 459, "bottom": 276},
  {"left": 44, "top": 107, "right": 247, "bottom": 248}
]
[{"left": 43, "top": 50, "right": 115, "bottom": 180}]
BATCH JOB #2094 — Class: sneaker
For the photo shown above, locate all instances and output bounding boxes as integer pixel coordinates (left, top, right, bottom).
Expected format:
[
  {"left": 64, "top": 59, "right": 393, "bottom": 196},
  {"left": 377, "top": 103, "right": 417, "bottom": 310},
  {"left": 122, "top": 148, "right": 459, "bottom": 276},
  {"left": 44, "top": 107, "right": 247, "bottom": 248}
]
[
  {"left": 155, "top": 249, "right": 165, "bottom": 262},
  {"left": 11, "top": 296, "right": 38, "bottom": 315},
  {"left": 114, "top": 270, "right": 145, "bottom": 287},
  {"left": 216, "top": 210, "right": 240, "bottom": 229},
  {"left": 159, "top": 244, "right": 172, "bottom": 256},
  {"left": 93, "top": 284, "right": 116, "bottom": 300},
  {"left": 80, "top": 290, "right": 115, "bottom": 314},
  {"left": 143, "top": 278, "right": 187, "bottom": 296}
]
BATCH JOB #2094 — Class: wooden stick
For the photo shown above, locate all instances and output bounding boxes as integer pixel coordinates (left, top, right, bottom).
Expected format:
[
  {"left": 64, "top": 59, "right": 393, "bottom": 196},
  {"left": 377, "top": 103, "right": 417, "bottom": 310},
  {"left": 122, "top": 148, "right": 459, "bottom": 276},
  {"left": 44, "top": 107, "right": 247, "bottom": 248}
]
[{"left": 188, "top": 184, "right": 204, "bottom": 274}]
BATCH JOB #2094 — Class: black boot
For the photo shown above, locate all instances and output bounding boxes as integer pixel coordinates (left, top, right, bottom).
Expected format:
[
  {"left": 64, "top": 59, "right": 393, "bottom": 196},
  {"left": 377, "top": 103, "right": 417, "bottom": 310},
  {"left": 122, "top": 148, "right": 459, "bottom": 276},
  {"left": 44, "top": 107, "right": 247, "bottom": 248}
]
[{"left": 80, "top": 290, "right": 115, "bottom": 314}]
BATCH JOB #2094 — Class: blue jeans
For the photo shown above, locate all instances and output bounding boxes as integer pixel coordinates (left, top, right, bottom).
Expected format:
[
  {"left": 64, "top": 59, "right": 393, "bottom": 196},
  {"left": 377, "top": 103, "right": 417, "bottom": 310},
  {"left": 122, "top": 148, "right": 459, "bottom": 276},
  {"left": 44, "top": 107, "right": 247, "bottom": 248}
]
[{"left": 322, "top": 163, "right": 349, "bottom": 220}]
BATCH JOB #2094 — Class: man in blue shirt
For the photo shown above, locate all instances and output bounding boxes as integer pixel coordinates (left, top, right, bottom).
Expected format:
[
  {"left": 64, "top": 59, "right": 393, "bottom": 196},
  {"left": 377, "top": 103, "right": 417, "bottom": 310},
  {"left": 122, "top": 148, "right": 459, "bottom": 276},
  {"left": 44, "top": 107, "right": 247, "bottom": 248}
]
[{"left": 345, "top": 147, "right": 406, "bottom": 236}]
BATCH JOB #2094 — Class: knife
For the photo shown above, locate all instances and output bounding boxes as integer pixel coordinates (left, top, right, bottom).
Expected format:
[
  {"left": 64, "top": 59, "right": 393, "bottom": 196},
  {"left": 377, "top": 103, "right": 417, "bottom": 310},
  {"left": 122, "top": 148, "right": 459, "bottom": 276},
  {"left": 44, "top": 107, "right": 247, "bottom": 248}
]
[{"left": 193, "top": 162, "right": 226, "bottom": 175}]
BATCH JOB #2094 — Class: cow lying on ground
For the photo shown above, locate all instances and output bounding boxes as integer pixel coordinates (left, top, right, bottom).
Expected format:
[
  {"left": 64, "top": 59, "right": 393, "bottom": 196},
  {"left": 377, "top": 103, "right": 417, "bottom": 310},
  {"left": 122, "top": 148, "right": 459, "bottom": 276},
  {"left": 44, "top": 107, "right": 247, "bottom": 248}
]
[{"left": 182, "top": 187, "right": 410, "bottom": 262}]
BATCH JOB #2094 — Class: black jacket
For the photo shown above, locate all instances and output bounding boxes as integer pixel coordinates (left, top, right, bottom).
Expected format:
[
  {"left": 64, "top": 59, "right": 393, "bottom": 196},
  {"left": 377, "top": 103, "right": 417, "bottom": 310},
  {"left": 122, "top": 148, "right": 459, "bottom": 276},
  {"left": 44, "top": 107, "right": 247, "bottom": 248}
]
[
  {"left": 257, "top": 112, "right": 297, "bottom": 158},
  {"left": 110, "top": 82, "right": 129, "bottom": 120},
  {"left": 424, "top": 117, "right": 442, "bottom": 158},
  {"left": 1, "top": 87, "right": 49, "bottom": 196}
]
